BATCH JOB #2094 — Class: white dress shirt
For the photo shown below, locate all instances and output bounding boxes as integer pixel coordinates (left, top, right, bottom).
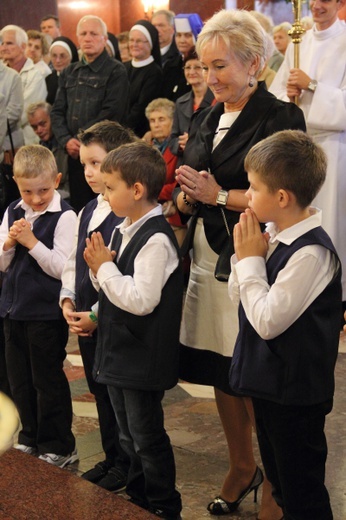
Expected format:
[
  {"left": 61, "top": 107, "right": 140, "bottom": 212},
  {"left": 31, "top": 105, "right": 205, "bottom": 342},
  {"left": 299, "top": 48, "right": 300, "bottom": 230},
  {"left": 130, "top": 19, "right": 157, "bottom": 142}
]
[
  {"left": 0, "top": 191, "right": 77, "bottom": 280},
  {"left": 60, "top": 194, "right": 112, "bottom": 304},
  {"left": 91, "top": 205, "right": 179, "bottom": 316},
  {"left": 228, "top": 208, "right": 339, "bottom": 340}
]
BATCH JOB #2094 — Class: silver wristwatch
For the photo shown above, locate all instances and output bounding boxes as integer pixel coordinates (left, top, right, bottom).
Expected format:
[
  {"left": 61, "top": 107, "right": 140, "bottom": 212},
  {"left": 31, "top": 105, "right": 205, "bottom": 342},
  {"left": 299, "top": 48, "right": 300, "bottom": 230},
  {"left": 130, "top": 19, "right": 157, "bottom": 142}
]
[
  {"left": 216, "top": 189, "right": 228, "bottom": 206},
  {"left": 307, "top": 80, "right": 318, "bottom": 92}
]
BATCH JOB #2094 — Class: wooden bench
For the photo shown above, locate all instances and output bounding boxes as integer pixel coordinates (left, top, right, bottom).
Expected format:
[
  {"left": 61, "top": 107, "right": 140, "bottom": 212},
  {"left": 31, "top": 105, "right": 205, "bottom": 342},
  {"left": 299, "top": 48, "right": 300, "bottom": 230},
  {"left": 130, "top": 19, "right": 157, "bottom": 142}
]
[{"left": 0, "top": 448, "right": 157, "bottom": 519}]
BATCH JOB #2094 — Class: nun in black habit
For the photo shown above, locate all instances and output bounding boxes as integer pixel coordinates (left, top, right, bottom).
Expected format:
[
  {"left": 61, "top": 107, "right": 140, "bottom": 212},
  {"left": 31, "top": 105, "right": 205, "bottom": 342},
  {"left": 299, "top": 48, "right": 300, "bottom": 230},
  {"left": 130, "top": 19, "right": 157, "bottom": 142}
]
[{"left": 125, "top": 20, "right": 163, "bottom": 137}]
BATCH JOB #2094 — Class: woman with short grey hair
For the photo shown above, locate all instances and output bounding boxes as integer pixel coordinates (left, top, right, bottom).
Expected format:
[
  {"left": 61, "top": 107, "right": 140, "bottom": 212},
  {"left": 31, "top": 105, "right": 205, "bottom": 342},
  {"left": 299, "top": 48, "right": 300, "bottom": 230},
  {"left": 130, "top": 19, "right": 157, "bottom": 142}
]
[{"left": 175, "top": 9, "right": 305, "bottom": 518}]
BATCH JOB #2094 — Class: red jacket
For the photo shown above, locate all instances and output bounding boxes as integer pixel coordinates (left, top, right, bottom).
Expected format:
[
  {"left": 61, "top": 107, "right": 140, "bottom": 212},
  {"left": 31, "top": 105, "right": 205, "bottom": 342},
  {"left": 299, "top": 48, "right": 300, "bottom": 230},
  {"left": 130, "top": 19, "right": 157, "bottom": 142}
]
[{"left": 159, "top": 146, "right": 185, "bottom": 228}]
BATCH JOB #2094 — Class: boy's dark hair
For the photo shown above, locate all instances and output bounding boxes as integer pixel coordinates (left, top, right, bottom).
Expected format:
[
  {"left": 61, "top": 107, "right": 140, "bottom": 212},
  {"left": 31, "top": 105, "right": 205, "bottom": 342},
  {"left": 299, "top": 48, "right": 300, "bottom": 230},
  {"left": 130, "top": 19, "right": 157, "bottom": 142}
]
[
  {"left": 78, "top": 121, "right": 137, "bottom": 154},
  {"left": 244, "top": 130, "right": 327, "bottom": 208},
  {"left": 101, "top": 142, "right": 166, "bottom": 201}
]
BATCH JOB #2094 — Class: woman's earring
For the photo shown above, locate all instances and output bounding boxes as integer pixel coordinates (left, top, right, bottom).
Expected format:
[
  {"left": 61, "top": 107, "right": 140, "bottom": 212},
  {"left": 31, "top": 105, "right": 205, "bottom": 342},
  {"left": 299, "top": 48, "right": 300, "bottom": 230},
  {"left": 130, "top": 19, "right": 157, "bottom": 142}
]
[{"left": 249, "top": 76, "right": 255, "bottom": 88}]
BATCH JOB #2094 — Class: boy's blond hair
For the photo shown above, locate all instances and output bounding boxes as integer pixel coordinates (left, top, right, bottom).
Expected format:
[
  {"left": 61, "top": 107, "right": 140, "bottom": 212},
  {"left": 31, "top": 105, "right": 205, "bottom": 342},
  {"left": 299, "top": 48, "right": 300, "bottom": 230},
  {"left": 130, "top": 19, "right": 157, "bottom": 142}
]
[{"left": 13, "top": 145, "right": 58, "bottom": 180}]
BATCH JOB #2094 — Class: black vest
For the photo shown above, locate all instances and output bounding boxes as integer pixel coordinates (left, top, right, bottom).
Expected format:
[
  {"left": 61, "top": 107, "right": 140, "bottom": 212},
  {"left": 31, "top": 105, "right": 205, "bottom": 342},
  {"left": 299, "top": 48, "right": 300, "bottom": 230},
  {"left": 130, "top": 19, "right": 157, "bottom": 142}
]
[
  {"left": 75, "top": 199, "right": 123, "bottom": 312},
  {"left": 0, "top": 198, "right": 71, "bottom": 320},
  {"left": 93, "top": 215, "right": 183, "bottom": 391},
  {"left": 229, "top": 227, "right": 342, "bottom": 405}
]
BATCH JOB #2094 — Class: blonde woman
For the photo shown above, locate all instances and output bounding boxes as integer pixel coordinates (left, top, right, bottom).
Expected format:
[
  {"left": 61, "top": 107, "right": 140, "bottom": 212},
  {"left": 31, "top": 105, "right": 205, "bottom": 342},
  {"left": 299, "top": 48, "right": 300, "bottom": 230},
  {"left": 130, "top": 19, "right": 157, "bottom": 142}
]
[{"left": 175, "top": 9, "right": 305, "bottom": 518}]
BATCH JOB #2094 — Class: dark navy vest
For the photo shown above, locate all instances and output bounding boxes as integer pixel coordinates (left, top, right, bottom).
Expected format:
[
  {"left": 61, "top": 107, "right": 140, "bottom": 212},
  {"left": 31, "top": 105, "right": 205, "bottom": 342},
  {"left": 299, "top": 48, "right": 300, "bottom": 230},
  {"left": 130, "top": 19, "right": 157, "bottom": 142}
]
[
  {"left": 75, "top": 198, "right": 123, "bottom": 312},
  {"left": 93, "top": 215, "right": 183, "bottom": 391},
  {"left": 0, "top": 198, "right": 72, "bottom": 320},
  {"left": 229, "top": 227, "right": 342, "bottom": 405}
]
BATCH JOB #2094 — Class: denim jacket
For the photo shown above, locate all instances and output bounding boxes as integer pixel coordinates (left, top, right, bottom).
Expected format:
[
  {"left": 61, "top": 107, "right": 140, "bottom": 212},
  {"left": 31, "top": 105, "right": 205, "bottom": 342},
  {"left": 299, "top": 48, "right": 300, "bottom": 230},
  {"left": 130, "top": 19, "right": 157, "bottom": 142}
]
[{"left": 51, "top": 50, "right": 129, "bottom": 148}]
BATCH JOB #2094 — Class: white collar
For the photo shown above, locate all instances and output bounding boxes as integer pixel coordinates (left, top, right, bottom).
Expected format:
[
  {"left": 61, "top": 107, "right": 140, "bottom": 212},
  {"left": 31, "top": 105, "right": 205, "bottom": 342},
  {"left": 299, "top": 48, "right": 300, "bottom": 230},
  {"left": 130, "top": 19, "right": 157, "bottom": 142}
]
[
  {"left": 131, "top": 55, "right": 154, "bottom": 68},
  {"left": 266, "top": 207, "right": 322, "bottom": 246},
  {"left": 117, "top": 204, "right": 162, "bottom": 238},
  {"left": 312, "top": 18, "right": 345, "bottom": 40},
  {"left": 16, "top": 190, "right": 62, "bottom": 215},
  {"left": 160, "top": 42, "right": 171, "bottom": 56}
]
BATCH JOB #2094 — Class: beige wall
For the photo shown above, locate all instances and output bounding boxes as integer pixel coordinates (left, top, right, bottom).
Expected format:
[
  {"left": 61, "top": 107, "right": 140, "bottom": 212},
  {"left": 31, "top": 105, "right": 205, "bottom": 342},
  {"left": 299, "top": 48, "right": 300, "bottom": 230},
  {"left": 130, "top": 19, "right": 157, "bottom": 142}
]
[
  {"left": 0, "top": 0, "right": 255, "bottom": 43},
  {"left": 57, "top": 0, "right": 122, "bottom": 45}
]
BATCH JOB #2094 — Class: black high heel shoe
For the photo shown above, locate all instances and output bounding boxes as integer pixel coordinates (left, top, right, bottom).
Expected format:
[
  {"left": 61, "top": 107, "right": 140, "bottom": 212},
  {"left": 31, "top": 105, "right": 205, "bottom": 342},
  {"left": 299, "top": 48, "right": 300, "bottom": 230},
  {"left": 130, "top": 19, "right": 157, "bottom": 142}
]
[{"left": 207, "top": 466, "right": 264, "bottom": 516}]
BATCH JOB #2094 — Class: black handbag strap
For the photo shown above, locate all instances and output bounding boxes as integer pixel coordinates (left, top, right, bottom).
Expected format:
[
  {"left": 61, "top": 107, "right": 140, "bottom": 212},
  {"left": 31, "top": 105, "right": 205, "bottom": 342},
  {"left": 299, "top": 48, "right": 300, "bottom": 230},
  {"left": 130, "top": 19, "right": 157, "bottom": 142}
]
[{"left": 6, "top": 119, "right": 15, "bottom": 157}]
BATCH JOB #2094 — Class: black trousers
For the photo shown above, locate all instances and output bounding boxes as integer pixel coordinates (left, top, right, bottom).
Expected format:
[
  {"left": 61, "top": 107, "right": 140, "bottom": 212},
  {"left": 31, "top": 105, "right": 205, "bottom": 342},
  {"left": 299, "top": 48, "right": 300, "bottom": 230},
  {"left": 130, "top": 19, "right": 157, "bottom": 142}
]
[
  {"left": 253, "top": 397, "right": 333, "bottom": 520},
  {"left": 4, "top": 318, "right": 75, "bottom": 455},
  {"left": 108, "top": 386, "right": 182, "bottom": 517},
  {"left": 78, "top": 335, "right": 129, "bottom": 472},
  {"left": 0, "top": 318, "right": 11, "bottom": 396}
]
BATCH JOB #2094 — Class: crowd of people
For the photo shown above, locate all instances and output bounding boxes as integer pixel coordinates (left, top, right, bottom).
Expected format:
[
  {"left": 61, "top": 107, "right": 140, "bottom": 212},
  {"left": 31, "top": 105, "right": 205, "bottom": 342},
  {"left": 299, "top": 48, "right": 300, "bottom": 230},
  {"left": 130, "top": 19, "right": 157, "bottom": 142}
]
[{"left": 0, "top": 3, "right": 345, "bottom": 520}]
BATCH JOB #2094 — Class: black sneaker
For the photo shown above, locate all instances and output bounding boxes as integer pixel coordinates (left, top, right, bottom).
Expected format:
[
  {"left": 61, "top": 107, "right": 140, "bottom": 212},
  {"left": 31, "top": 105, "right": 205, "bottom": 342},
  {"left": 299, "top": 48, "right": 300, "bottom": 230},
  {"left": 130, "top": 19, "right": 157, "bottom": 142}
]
[
  {"left": 97, "top": 467, "right": 127, "bottom": 492},
  {"left": 81, "top": 461, "right": 112, "bottom": 483}
]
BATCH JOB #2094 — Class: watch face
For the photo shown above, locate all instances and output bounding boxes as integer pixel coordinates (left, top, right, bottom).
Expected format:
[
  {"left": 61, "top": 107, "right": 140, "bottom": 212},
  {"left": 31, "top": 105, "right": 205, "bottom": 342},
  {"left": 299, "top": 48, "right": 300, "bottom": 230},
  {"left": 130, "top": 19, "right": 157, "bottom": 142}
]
[
  {"left": 309, "top": 80, "right": 317, "bottom": 91},
  {"left": 217, "top": 190, "right": 228, "bottom": 205}
]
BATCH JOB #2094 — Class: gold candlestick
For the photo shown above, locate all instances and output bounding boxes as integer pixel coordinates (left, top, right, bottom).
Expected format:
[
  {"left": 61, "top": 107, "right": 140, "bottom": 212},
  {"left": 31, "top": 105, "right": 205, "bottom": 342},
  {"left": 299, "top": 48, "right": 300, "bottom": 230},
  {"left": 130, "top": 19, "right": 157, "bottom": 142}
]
[{"left": 289, "top": 0, "right": 306, "bottom": 105}]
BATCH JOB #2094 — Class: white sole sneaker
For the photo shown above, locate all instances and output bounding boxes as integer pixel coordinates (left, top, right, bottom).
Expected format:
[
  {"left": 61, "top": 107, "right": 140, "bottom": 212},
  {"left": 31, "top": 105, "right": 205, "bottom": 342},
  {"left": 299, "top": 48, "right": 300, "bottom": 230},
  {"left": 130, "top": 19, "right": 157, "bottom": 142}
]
[
  {"left": 14, "top": 444, "right": 37, "bottom": 456},
  {"left": 38, "top": 448, "right": 79, "bottom": 468}
]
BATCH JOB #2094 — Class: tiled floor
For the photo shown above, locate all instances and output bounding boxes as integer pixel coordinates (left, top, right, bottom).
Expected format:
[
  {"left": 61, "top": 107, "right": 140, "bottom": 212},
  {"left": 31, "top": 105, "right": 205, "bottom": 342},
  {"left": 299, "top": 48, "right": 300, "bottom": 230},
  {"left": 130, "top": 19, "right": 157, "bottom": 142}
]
[{"left": 63, "top": 332, "right": 346, "bottom": 520}]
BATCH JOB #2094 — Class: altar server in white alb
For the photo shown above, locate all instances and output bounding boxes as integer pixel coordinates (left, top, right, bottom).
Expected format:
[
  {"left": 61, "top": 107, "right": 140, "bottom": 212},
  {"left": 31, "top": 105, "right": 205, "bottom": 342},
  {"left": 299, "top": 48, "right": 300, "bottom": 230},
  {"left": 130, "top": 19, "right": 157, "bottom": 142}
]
[{"left": 269, "top": 0, "right": 346, "bottom": 305}]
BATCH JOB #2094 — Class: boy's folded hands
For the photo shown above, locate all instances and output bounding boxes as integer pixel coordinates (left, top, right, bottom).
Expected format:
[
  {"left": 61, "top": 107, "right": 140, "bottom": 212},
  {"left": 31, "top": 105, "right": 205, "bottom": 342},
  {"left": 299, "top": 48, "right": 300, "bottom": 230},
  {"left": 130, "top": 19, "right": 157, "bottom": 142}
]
[
  {"left": 233, "top": 209, "right": 269, "bottom": 261},
  {"left": 84, "top": 231, "right": 116, "bottom": 276}
]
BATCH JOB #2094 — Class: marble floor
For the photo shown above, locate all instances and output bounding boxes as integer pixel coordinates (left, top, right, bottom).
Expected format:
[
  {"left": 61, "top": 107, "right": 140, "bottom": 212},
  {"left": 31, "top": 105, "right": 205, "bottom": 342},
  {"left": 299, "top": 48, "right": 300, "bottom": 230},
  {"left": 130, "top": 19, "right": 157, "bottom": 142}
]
[{"left": 62, "top": 332, "right": 346, "bottom": 520}]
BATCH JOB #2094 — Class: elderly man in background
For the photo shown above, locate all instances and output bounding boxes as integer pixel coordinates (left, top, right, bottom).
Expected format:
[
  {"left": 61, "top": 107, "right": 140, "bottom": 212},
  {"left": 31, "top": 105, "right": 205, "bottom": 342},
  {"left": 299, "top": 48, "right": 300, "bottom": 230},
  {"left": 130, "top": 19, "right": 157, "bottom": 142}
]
[
  {"left": 0, "top": 25, "right": 47, "bottom": 145},
  {"left": 0, "top": 94, "right": 6, "bottom": 165},
  {"left": 27, "top": 101, "right": 69, "bottom": 200},
  {"left": 0, "top": 59, "right": 24, "bottom": 161},
  {"left": 51, "top": 15, "right": 129, "bottom": 212},
  {"left": 151, "top": 9, "right": 179, "bottom": 68}
]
